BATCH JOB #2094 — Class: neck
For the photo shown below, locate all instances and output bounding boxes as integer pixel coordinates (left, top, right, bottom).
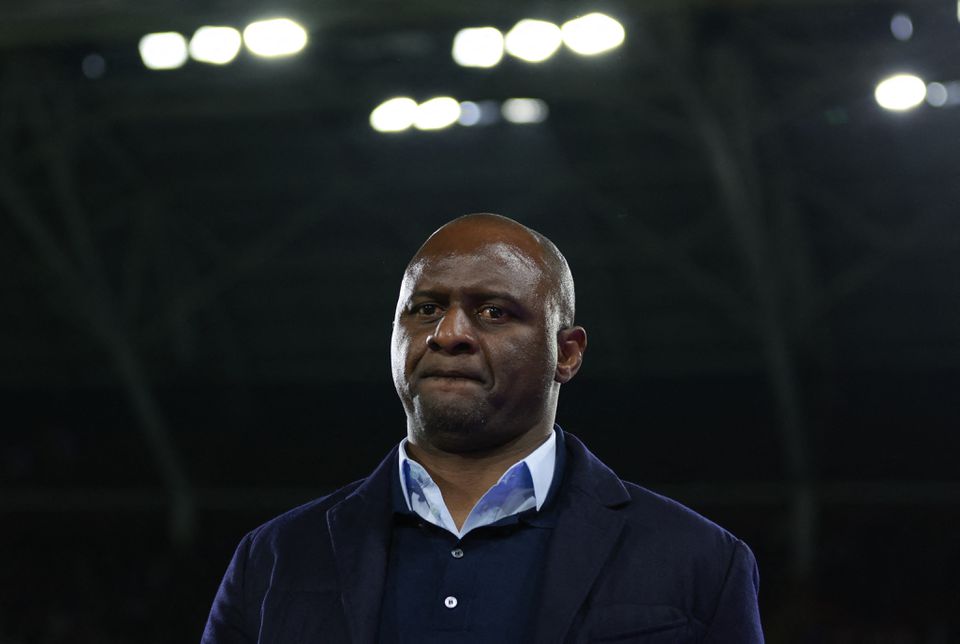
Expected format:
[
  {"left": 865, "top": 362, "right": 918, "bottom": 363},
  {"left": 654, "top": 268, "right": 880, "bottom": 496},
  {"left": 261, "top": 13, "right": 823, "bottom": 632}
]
[{"left": 404, "top": 426, "right": 551, "bottom": 529}]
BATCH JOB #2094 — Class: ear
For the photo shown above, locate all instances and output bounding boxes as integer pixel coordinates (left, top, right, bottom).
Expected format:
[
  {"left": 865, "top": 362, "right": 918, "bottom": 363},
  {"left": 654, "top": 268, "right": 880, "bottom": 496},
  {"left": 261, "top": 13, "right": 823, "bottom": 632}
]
[{"left": 555, "top": 326, "right": 587, "bottom": 384}]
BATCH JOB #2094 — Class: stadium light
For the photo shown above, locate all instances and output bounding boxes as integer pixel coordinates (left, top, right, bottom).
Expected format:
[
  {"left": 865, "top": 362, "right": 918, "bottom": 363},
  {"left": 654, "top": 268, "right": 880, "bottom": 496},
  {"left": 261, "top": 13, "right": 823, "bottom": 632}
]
[
  {"left": 926, "top": 83, "right": 948, "bottom": 107},
  {"left": 452, "top": 27, "right": 504, "bottom": 68},
  {"left": 502, "top": 98, "right": 549, "bottom": 124},
  {"left": 505, "top": 20, "right": 562, "bottom": 63},
  {"left": 189, "top": 26, "right": 242, "bottom": 64},
  {"left": 138, "top": 32, "right": 188, "bottom": 70},
  {"left": 370, "top": 97, "right": 419, "bottom": 132},
  {"left": 561, "top": 13, "right": 625, "bottom": 55},
  {"left": 414, "top": 97, "right": 461, "bottom": 130},
  {"left": 243, "top": 18, "right": 308, "bottom": 58},
  {"left": 874, "top": 74, "right": 926, "bottom": 111},
  {"left": 890, "top": 13, "right": 913, "bottom": 41},
  {"left": 458, "top": 101, "right": 482, "bottom": 126}
]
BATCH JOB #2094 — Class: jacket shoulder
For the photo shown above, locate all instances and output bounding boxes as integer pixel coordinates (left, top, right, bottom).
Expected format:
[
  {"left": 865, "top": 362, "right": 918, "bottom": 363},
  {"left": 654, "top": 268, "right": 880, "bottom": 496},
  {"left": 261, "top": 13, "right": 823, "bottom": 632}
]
[
  {"left": 244, "top": 479, "right": 364, "bottom": 551},
  {"left": 620, "top": 481, "right": 743, "bottom": 551}
]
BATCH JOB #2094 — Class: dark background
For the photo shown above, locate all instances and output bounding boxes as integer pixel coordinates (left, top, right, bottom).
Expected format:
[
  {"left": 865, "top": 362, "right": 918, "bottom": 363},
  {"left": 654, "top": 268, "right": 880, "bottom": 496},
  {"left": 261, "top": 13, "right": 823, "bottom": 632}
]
[{"left": 1, "top": 0, "right": 958, "bottom": 642}]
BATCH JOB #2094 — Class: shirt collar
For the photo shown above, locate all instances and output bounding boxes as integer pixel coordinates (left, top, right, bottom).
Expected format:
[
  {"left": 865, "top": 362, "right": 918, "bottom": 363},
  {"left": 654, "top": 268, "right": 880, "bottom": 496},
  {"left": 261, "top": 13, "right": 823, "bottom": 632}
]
[{"left": 397, "top": 429, "right": 557, "bottom": 537}]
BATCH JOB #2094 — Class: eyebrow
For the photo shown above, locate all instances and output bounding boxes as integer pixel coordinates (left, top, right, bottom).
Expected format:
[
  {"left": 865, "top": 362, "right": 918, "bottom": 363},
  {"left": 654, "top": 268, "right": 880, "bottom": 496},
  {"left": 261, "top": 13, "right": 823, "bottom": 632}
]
[
  {"left": 408, "top": 289, "right": 447, "bottom": 302},
  {"left": 407, "top": 289, "right": 527, "bottom": 311},
  {"left": 408, "top": 289, "right": 527, "bottom": 308}
]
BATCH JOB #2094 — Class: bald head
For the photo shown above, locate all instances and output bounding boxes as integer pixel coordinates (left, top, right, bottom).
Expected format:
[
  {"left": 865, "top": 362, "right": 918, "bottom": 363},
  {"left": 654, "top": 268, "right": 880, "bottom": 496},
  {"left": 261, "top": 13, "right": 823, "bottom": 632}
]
[{"left": 409, "top": 213, "right": 576, "bottom": 330}]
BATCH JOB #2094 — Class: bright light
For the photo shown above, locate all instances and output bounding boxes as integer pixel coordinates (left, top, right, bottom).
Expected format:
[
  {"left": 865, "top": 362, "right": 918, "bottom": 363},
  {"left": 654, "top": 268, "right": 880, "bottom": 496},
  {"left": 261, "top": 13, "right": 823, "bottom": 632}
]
[
  {"left": 890, "top": 13, "right": 913, "bottom": 41},
  {"left": 874, "top": 74, "right": 926, "bottom": 111},
  {"left": 926, "top": 82, "right": 948, "bottom": 107},
  {"left": 459, "top": 101, "right": 482, "bottom": 126},
  {"left": 452, "top": 27, "right": 504, "bottom": 68},
  {"left": 505, "top": 20, "right": 562, "bottom": 63},
  {"left": 370, "top": 97, "right": 418, "bottom": 132},
  {"left": 243, "top": 18, "right": 308, "bottom": 58},
  {"left": 502, "top": 98, "right": 549, "bottom": 124},
  {"left": 414, "top": 97, "right": 461, "bottom": 130},
  {"left": 189, "top": 26, "right": 242, "bottom": 64},
  {"left": 561, "top": 13, "right": 625, "bottom": 55},
  {"left": 138, "top": 32, "right": 188, "bottom": 70},
  {"left": 926, "top": 81, "right": 960, "bottom": 107}
]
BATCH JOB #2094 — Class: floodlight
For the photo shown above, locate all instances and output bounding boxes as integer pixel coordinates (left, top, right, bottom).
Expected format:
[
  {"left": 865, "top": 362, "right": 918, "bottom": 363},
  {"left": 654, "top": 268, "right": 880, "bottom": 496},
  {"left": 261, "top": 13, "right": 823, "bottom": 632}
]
[
  {"left": 458, "top": 101, "right": 482, "bottom": 126},
  {"left": 243, "top": 18, "right": 308, "bottom": 58},
  {"left": 370, "top": 97, "right": 419, "bottom": 132},
  {"left": 190, "top": 26, "right": 242, "bottom": 64},
  {"left": 502, "top": 98, "right": 549, "bottom": 124},
  {"left": 138, "top": 32, "right": 188, "bottom": 70},
  {"left": 504, "top": 20, "right": 562, "bottom": 63},
  {"left": 890, "top": 13, "right": 913, "bottom": 41},
  {"left": 874, "top": 74, "right": 926, "bottom": 111},
  {"left": 452, "top": 27, "right": 504, "bottom": 68},
  {"left": 926, "top": 82, "right": 948, "bottom": 107},
  {"left": 414, "top": 97, "right": 461, "bottom": 130},
  {"left": 561, "top": 13, "right": 625, "bottom": 55}
]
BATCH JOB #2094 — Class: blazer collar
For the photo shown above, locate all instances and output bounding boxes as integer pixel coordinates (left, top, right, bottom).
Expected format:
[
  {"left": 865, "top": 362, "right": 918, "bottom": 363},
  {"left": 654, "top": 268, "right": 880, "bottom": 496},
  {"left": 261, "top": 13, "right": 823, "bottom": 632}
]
[
  {"left": 326, "top": 445, "right": 398, "bottom": 644},
  {"left": 531, "top": 429, "right": 631, "bottom": 644},
  {"left": 325, "top": 429, "right": 632, "bottom": 644}
]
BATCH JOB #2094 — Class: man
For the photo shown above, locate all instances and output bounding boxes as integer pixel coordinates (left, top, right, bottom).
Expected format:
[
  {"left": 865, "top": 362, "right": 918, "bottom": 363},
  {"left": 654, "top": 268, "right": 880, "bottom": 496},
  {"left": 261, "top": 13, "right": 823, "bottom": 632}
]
[{"left": 203, "top": 213, "right": 764, "bottom": 643}]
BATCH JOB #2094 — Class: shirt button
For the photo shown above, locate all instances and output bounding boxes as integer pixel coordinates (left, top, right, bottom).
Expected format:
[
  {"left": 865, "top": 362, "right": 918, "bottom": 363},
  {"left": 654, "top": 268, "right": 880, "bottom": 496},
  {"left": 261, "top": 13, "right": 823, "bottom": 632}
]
[
  {"left": 451, "top": 548, "right": 464, "bottom": 559},
  {"left": 444, "top": 596, "right": 458, "bottom": 609}
]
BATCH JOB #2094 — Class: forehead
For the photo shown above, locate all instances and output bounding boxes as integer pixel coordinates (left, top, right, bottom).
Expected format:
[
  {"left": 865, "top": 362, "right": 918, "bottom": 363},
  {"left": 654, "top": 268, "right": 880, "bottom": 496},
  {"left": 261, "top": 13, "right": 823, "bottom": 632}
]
[{"left": 400, "top": 241, "right": 547, "bottom": 297}]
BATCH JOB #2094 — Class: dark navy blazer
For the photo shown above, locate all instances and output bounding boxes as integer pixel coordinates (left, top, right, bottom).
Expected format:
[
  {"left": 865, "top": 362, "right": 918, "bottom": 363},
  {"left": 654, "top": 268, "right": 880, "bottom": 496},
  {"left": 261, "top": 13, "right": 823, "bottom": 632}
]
[{"left": 202, "top": 431, "right": 764, "bottom": 643}]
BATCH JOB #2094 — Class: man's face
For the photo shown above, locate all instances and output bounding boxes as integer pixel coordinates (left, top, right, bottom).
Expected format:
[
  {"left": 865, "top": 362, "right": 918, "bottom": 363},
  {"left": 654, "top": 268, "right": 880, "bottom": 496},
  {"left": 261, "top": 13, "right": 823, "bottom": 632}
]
[{"left": 390, "top": 233, "right": 560, "bottom": 453}]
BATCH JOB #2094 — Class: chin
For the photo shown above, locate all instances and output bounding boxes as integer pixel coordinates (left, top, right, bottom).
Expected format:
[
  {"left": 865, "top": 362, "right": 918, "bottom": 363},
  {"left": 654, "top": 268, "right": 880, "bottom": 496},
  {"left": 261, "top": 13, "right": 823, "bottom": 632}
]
[{"left": 411, "top": 399, "right": 494, "bottom": 450}]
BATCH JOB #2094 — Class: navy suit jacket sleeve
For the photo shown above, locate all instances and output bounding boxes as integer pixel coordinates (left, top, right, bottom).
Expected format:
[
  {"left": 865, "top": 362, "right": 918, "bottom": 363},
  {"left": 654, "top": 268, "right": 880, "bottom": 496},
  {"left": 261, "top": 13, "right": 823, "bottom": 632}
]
[
  {"left": 703, "top": 539, "right": 763, "bottom": 643},
  {"left": 203, "top": 532, "right": 255, "bottom": 644}
]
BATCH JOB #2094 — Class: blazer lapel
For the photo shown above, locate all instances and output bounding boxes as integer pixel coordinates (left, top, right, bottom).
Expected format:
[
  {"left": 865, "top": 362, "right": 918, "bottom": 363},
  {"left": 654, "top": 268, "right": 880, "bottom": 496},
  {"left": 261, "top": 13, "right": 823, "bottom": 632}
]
[
  {"left": 531, "top": 431, "right": 632, "bottom": 644},
  {"left": 532, "top": 493, "right": 625, "bottom": 644},
  {"left": 327, "top": 450, "right": 397, "bottom": 644}
]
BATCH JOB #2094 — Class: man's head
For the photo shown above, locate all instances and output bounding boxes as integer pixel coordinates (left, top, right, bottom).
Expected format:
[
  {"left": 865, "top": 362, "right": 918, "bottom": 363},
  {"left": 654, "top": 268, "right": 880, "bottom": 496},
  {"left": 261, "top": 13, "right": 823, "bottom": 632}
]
[{"left": 390, "top": 213, "right": 587, "bottom": 454}]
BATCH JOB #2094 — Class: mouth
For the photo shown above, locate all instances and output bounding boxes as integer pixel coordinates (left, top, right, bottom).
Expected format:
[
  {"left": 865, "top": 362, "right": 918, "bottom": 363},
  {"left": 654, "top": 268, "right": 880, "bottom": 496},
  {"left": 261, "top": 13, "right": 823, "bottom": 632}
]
[{"left": 420, "top": 369, "right": 485, "bottom": 384}]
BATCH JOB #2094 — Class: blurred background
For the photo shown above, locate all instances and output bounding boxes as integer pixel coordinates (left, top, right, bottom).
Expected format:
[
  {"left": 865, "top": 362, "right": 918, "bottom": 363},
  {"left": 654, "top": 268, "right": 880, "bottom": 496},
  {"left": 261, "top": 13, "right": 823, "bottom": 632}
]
[{"left": 1, "top": 0, "right": 958, "bottom": 642}]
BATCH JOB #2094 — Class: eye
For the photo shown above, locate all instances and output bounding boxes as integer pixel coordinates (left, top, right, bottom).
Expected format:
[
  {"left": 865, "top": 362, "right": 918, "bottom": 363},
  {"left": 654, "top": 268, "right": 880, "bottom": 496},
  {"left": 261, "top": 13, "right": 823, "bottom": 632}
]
[
  {"left": 478, "top": 305, "right": 506, "bottom": 321},
  {"left": 412, "top": 303, "right": 442, "bottom": 318}
]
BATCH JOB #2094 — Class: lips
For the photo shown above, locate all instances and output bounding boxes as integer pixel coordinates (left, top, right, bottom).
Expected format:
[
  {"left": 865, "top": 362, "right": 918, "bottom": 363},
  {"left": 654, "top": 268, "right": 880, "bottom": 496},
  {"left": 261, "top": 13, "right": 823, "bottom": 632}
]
[{"left": 419, "top": 368, "right": 485, "bottom": 382}]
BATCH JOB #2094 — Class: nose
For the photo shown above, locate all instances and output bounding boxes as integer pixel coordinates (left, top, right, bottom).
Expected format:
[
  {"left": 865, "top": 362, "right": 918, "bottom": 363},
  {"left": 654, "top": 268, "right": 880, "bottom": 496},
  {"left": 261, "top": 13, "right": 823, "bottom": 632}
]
[{"left": 426, "top": 306, "right": 477, "bottom": 354}]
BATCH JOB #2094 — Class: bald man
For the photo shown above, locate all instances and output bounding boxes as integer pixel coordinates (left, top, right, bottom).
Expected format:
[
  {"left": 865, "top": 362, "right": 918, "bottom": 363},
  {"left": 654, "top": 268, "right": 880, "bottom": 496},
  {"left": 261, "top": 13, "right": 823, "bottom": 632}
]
[{"left": 203, "top": 214, "right": 764, "bottom": 644}]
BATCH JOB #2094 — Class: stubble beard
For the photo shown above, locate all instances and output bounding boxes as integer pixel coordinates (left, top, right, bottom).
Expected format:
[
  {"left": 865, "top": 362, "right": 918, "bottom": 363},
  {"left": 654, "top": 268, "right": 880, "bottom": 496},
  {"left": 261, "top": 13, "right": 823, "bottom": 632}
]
[{"left": 410, "top": 394, "right": 492, "bottom": 451}]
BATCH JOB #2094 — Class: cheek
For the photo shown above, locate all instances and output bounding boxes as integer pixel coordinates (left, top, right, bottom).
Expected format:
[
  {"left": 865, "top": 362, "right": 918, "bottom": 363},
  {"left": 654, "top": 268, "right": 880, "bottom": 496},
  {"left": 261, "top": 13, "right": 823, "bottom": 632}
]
[
  {"left": 500, "top": 334, "right": 555, "bottom": 381},
  {"left": 390, "top": 327, "right": 421, "bottom": 373},
  {"left": 390, "top": 329, "right": 408, "bottom": 370}
]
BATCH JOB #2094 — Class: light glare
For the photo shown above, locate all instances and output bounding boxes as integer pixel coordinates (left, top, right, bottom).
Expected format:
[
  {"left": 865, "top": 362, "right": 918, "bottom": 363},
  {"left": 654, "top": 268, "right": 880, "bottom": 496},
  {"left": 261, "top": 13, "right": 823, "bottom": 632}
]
[
  {"left": 561, "top": 13, "right": 625, "bottom": 55},
  {"left": 505, "top": 20, "right": 562, "bottom": 63},
  {"left": 890, "top": 13, "right": 913, "bottom": 41},
  {"left": 414, "top": 97, "right": 461, "bottom": 130},
  {"left": 458, "top": 101, "right": 482, "bottom": 126},
  {"left": 138, "top": 32, "right": 188, "bottom": 70},
  {"left": 370, "top": 97, "right": 418, "bottom": 132},
  {"left": 243, "top": 18, "right": 308, "bottom": 58},
  {"left": 874, "top": 74, "right": 926, "bottom": 111},
  {"left": 926, "top": 82, "right": 948, "bottom": 107},
  {"left": 452, "top": 27, "right": 504, "bottom": 68},
  {"left": 189, "top": 26, "right": 242, "bottom": 64},
  {"left": 502, "top": 98, "right": 549, "bottom": 124}
]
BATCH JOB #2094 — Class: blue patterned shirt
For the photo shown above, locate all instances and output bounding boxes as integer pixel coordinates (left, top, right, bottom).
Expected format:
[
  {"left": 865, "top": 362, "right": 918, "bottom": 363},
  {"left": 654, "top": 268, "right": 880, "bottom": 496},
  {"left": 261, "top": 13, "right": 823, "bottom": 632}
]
[{"left": 397, "top": 430, "right": 557, "bottom": 538}]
